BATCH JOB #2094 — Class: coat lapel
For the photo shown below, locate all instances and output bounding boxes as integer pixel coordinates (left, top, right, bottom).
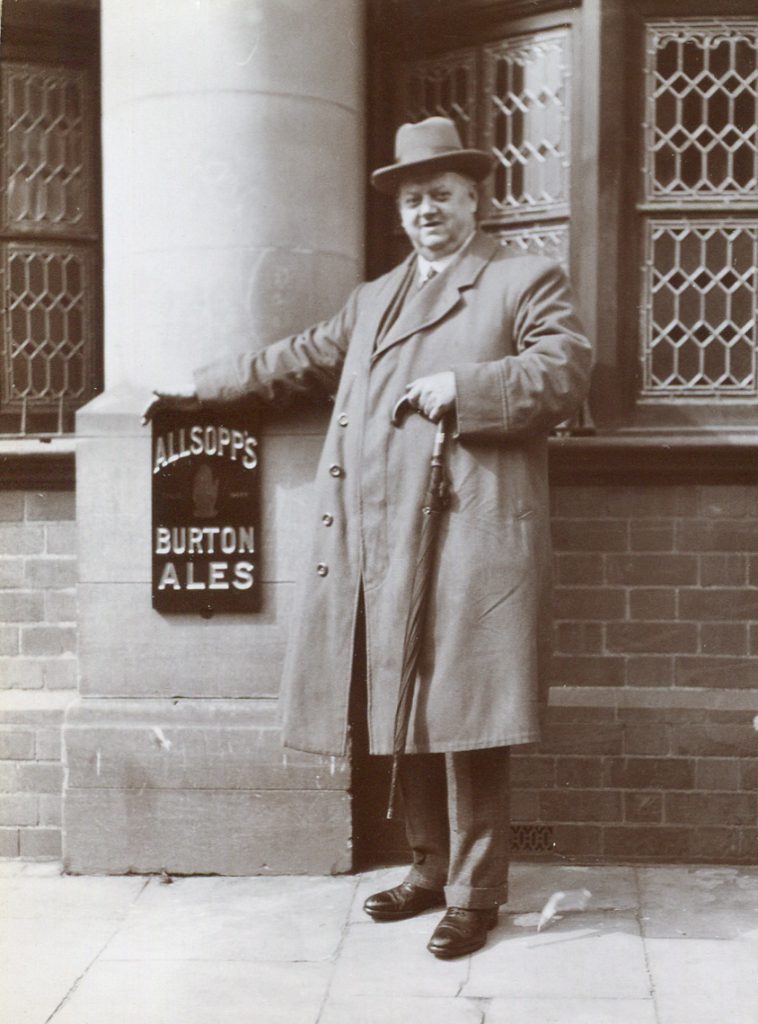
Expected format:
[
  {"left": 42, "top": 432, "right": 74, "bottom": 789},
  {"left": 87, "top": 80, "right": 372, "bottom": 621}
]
[
  {"left": 372, "top": 232, "right": 499, "bottom": 363},
  {"left": 360, "top": 253, "right": 416, "bottom": 359}
]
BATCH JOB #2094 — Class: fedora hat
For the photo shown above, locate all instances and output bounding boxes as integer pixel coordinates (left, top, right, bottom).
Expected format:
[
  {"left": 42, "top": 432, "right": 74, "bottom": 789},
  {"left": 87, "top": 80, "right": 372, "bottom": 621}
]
[{"left": 371, "top": 116, "right": 494, "bottom": 195}]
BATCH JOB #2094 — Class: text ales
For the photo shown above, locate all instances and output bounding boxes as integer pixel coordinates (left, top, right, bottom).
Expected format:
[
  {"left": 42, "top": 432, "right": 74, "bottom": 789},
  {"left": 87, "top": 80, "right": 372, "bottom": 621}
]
[{"left": 151, "top": 409, "right": 261, "bottom": 613}]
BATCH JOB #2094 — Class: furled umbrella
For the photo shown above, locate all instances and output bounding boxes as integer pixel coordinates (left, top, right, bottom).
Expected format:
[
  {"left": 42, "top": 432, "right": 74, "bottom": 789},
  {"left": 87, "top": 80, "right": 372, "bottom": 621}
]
[{"left": 386, "top": 395, "right": 452, "bottom": 819}]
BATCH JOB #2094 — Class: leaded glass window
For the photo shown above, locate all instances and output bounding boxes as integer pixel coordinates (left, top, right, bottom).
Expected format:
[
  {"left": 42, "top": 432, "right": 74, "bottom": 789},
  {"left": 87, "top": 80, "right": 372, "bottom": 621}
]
[
  {"left": 640, "top": 20, "right": 758, "bottom": 401},
  {"left": 643, "top": 221, "right": 757, "bottom": 395},
  {"left": 399, "top": 48, "right": 478, "bottom": 149},
  {"left": 486, "top": 222, "right": 570, "bottom": 265},
  {"left": 1, "top": 60, "right": 100, "bottom": 433},
  {"left": 3, "top": 63, "right": 94, "bottom": 234},
  {"left": 395, "top": 24, "right": 573, "bottom": 269},
  {"left": 3, "top": 243, "right": 96, "bottom": 408},
  {"left": 644, "top": 20, "right": 758, "bottom": 203},
  {"left": 482, "top": 29, "right": 571, "bottom": 223}
]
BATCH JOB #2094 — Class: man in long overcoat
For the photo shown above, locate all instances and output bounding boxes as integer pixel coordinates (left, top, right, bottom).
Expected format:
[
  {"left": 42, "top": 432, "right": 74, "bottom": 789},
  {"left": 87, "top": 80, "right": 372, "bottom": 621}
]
[{"left": 152, "top": 117, "right": 592, "bottom": 958}]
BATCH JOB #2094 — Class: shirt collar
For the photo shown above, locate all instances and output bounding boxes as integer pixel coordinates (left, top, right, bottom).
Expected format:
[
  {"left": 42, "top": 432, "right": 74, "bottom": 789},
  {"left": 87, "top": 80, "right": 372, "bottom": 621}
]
[{"left": 417, "top": 231, "right": 477, "bottom": 283}]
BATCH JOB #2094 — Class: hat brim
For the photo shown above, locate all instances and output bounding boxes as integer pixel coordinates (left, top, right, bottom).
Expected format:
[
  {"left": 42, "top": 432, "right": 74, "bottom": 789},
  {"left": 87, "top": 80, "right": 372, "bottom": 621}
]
[{"left": 370, "top": 150, "right": 495, "bottom": 195}]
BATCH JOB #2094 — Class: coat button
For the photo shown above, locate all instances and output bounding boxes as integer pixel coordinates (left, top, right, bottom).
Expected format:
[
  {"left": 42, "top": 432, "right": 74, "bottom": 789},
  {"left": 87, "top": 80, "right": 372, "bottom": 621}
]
[
  {"left": 321, "top": 514, "right": 334, "bottom": 527},
  {"left": 316, "top": 562, "right": 329, "bottom": 577},
  {"left": 329, "top": 463, "right": 343, "bottom": 478},
  {"left": 337, "top": 413, "right": 349, "bottom": 427}
]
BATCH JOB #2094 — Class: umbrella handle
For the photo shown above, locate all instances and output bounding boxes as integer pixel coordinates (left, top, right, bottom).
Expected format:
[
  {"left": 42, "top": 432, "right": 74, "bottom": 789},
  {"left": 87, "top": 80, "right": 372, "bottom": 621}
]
[
  {"left": 392, "top": 393, "right": 450, "bottom": 512},
  {"left": 391, "top": 394, "right": 414, "bottom": 426},
  {"left": 391, "top": 395, "right": 448, "bottom": 450}
]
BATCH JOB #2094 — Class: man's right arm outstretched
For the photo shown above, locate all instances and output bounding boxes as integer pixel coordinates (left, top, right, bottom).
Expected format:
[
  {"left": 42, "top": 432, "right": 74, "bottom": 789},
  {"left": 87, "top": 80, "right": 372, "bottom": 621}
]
[{"left": 143, "top": 285, "right": 361, "bottom": 423}]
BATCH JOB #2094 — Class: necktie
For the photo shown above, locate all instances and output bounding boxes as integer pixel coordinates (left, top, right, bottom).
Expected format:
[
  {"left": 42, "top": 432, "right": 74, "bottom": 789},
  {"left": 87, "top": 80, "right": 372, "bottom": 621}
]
[{"left": 419, "top": 267, "right": 437, "bottom": 287}]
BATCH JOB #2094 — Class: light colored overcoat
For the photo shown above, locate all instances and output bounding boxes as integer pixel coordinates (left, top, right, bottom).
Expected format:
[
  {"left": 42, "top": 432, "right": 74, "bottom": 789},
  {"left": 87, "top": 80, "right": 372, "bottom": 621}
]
[{"left": 195, "top": 231, "right": 592, "bottom": 756}]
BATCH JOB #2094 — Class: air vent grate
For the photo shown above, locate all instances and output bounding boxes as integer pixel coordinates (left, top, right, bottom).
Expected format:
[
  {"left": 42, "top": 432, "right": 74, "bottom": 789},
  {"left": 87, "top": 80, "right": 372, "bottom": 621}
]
[{"left": 511, "top": 823, "right": 555, "bottom": 854}]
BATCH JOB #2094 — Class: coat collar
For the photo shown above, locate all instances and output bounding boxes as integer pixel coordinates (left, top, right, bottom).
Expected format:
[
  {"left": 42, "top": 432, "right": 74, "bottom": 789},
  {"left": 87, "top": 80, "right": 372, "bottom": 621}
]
[{"left": 371, "top": 231, "right": 499, "bottom": 362}]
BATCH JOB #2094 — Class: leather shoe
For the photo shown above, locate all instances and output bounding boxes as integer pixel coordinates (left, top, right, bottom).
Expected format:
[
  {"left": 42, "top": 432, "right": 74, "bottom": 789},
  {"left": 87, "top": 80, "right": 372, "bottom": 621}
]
[
  {"left": 363, "top": 881, "right": 445, "bottom": 921},
  {"left": 427, "top": 906, "right": 498, "bottom": 959}
]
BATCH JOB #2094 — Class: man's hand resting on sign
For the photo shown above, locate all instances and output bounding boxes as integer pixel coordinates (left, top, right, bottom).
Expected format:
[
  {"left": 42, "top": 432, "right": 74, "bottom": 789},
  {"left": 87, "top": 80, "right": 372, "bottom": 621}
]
[
  {"left": 404, "top": 371, "right": 457, "bottom": 423},
  {"left": 142, "top": 386, "right": 200, "bottom": 425}
]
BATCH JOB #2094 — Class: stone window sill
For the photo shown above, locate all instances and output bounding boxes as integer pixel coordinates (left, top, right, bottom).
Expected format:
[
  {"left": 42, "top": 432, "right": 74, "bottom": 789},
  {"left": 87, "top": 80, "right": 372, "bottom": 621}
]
[
  {"left": 3, "top": 430, "right": 758, "bottom": 491},
  {"left": 0, "top": 439, "right": 76, "bottom": 490},
  {"left": 549, "top": 430, "right": 758, "bottom": 484}
]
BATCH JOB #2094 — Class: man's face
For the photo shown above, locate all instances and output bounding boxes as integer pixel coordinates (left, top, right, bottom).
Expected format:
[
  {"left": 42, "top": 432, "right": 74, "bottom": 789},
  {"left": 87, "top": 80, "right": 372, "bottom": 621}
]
[{"left": 397, "top": 172, "right": 477, "bottom": 260}]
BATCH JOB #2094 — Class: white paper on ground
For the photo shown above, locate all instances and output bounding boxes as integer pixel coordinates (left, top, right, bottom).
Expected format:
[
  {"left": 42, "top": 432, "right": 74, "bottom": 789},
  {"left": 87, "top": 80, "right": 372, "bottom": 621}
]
[{"left": 536, "top": 888, "right": 592, "bottom": 931}]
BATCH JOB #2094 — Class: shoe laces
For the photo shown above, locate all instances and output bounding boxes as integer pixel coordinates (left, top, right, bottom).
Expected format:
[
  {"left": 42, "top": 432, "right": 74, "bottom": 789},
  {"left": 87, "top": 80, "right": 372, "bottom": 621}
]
[
  {"left": 446, "top": 906, "right": 492, "bottom": 920},
  {"left": 446, "top": 907, "right": 471, "bottom": 920}
]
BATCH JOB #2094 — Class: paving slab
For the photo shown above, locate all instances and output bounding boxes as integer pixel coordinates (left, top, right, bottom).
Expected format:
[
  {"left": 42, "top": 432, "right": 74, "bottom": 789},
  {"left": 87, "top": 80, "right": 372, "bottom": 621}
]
[
  {"left": 320, "top": 996, "right": 484, "bottom": 1024},
  {"left": 638, "top": 865, "right": 758, "bottom": 939},
  {"left": 1, "top": 861, "right": 755, "bottom": 1024},
  {"left": 0, "top": 860, "right": 29, "bottom": 876},
  {"left": 508, "top": 863, "right": 639, "bottom": 913},
  {"left": 0, "top": 860, "right": 66, "bottom": 877},
  {"left": 50, "top": 960, "right": 332, "bottom": 1024},
  {"left": 0, "top": 919, "right": 120, "bottom": 1024},
  {"left": 0, "top": 873, "right": 146, "bottom": 921},
  {"left": 328, "top": 916, "right": 468, "bottom": 998},
  {"left": 646, "top": 937, "right": 758, "bottom": 1024},
  {"left": 0, "top": 873, "right": 146, "bottom": 1024},
  {"left": 348, "top": 865, "right": 408, "bottom": 924},
  {"left": 3, "top": 960, "right": 98, "bottom": 1024},
  {"left": 101, "top": 875, "right": 355, "bottom": 963},
  {"left": 485, "top": 996, "right": 658, "bottom": 1024},
  {"left": 463, "top": 913, "right": 650, "bottom": 1000}
]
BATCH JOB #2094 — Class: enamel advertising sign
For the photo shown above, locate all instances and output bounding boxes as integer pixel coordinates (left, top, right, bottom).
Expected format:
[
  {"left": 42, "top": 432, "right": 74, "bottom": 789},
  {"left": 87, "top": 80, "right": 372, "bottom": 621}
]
[{"left": 151, "top": 406, "right": 261, "bottom": 614}]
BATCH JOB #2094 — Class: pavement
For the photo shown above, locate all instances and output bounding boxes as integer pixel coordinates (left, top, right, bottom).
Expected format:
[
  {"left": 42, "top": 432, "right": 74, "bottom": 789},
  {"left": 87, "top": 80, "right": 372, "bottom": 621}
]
[{"left": 1, "top": 860, "right": 757, "bottom": 1024}]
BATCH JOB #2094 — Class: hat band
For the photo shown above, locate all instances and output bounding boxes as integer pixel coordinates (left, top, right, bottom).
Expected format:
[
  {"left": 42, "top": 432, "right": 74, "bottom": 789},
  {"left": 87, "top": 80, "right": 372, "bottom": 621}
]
[{"left": 394, "top": 144, "right": 463, "bottom": 164}]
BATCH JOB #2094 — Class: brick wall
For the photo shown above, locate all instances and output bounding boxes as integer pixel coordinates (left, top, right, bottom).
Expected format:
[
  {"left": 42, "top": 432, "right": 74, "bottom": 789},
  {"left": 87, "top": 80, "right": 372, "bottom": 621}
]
[
  {"left": 2, "top": 479, "right": 757, "bottom": 867},
  {"left": 0, "top": 489, "right": 77, "bottom": 859},
  {"left": 511, "top": 482, "right": 758, "bottom": 864}
]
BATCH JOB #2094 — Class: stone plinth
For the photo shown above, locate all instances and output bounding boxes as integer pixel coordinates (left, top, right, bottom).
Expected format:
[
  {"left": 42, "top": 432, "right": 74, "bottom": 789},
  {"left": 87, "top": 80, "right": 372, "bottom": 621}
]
[{"left": 64, "top": 698, "right": 350, "bottom": 875}]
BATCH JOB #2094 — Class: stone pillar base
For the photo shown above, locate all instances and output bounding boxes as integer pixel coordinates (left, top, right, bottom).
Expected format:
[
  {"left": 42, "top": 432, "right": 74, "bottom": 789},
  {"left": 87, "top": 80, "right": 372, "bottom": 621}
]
[{"left": 63, "top": 697, "right": 351, "bottom": 875}]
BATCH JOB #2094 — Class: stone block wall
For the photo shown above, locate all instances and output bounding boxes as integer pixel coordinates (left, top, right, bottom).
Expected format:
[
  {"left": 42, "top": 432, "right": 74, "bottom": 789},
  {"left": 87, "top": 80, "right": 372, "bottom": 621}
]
[
  {"left": 511, "top": 482, "right": 758, "bottom": 864},
  {"left": 0, "top": 489, "right": 77, "bottom": 859}
]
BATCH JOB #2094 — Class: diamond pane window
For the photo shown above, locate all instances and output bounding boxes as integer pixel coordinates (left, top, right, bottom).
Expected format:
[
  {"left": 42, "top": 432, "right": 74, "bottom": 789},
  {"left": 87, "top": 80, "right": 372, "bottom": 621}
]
[
  {"left": 1, "top": 54, "right": 99, "bottom": 432},
  {"left": 644, "top": 21, "right": 758, "bottom": 201},
  {"left": 640, "top": 18, "right": 758, "bottom": 404},
  {"left": 395, "top": 29, "right": 572, "bottom": 270},
  {"left": 1, "top": 62, "right": 94, "bottom": 235},
  {"left": 2, "top": 243, "right": 95, "bottom": 406},
  {"left": 397, "top": 49, "right": 478, "bottom": 147},
  {"left": 487, "top": 223, "right": 569, "bottom": 267},
  {"left": 642, "top": 222, "right": 758, "bottom": 397},
  {"left": 482, "top": 29, "right": 571, "bottom": 220}
]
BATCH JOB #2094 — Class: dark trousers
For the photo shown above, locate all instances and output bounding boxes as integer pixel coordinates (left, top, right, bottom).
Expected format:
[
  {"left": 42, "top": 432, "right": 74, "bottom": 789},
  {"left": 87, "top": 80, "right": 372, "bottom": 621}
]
[
  {"left": 400, "top": 746, "right": 511, "bottom": 909},
  {"left": 349, "top": 596, "right": 511, "bottom": 910}
]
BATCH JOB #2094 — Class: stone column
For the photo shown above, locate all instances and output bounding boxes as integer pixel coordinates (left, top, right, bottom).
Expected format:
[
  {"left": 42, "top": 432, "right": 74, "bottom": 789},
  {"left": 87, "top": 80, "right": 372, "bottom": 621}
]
[{"left": 64, "top": 0, "right": 364, "bottom": 873}]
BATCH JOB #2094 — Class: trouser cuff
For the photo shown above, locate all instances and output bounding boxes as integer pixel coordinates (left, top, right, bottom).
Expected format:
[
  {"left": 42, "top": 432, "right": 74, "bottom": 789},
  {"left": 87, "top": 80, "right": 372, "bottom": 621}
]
[
  {"left": 444, "top": 883, "right": 508, "bottom": 910},
  {"left": 405, "top": 866, "right": 446, "bottom": 893}
]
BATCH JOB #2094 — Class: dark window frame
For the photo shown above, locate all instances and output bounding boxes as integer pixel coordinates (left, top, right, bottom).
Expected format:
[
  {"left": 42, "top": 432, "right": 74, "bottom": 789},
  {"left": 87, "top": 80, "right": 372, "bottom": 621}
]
[
  {"left": 367, "top": 0, "right": 758, "bottom": 436},
  {"left": 0, "top": 0, "right": 102, "bottom": 438},
  {"left": 617, "top": 0, "right": 758, "bottom": 432}
]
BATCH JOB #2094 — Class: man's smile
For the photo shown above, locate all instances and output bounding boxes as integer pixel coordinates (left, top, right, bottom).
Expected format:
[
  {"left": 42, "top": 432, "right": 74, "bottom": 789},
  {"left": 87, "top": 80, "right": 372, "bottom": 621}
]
[{"left": 397, "top": 172, "right": 479, "bottom": 260}]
